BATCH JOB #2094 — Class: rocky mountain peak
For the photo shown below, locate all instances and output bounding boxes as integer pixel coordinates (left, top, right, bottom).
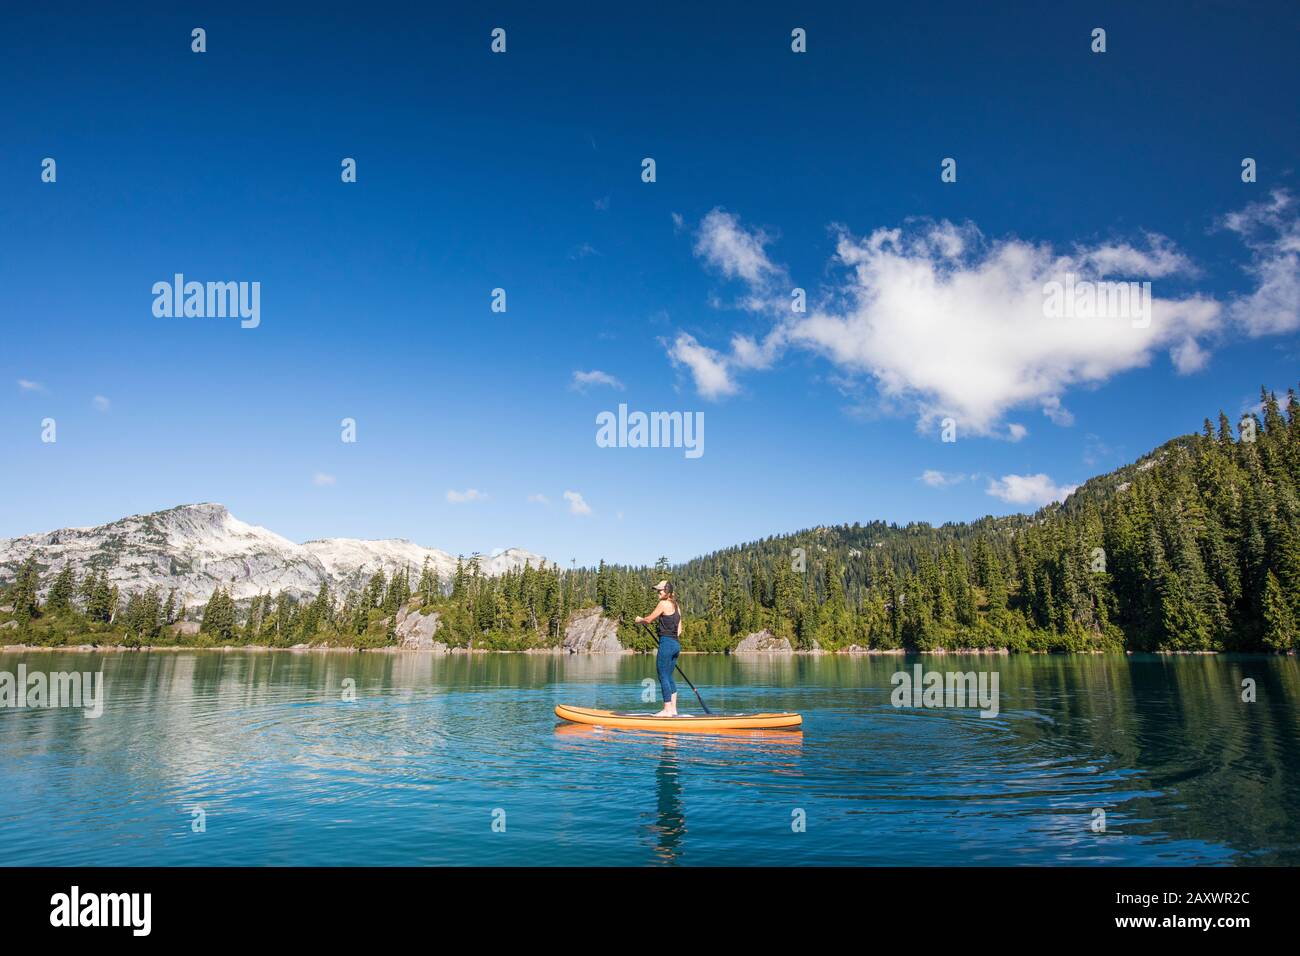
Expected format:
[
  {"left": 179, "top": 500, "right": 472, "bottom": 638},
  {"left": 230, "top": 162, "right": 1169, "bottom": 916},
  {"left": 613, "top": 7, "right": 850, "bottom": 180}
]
[{"left": 0, "top": 504, "right": 548, "bottom": 608}]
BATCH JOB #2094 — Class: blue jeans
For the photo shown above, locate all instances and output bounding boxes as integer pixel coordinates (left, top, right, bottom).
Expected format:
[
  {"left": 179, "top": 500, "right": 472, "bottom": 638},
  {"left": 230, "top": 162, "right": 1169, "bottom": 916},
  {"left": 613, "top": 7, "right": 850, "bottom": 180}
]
[{"left": 656, "top": 636, "right": 681, "bottom": 702}]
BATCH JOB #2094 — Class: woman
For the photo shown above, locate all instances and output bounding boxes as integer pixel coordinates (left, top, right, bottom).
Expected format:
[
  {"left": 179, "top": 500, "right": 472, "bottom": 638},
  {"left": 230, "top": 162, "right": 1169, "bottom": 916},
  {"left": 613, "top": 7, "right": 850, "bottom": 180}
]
[{"left": 636, "top": 580, "right": 689, "bottom": 717}]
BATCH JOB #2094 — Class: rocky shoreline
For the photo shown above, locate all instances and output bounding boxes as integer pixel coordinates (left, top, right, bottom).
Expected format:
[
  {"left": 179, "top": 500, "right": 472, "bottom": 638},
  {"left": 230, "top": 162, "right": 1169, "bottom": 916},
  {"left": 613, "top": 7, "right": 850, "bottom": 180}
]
[
  {"left": 2, "top": 602, "right": 1276, "bottom": 656},
  {"left": 0, "top": 642, "right": 1256, "bottom": 656}
]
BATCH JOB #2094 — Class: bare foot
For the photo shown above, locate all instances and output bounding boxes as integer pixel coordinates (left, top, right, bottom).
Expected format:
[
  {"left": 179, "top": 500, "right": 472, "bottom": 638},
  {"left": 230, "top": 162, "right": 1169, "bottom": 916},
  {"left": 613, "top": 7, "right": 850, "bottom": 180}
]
[{"left": 654, "top": 708, "right": 676, "bottom": 717}]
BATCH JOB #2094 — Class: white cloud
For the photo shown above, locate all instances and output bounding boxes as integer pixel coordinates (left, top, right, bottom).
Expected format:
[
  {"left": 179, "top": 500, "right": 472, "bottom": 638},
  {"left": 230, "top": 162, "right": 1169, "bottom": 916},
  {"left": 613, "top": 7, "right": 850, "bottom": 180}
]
[
  {"left": 312, "top": 473, "right": 336, "bottom": 487},
  {"left": 1169, "top": 336, "right": 1210, "bottom": 373},
  {"left": 91, "top": 395, "right": 111, "bottom": 412},
  {"left": 563, "top": 490, "right": 592, "bottom": 516},
  {"left": 527, "top": 493, "right": 551, "bottom": 506},
  {"left": 1077, "top": 235, "right": 1195, "bottom": 278},
  {"left": 667, "top": 206, "right": 1300, "bottom": 435},
  {"left": 1006, "top": 423, "right": 1028, "bottom": 442},
  {"left": 785, "top": 222, "right": 1220, "bottom": 435},
  {"left": 1040, "top": 396, "right": 1073, "bottom": 427},
  {"left": 986, "top": 473, "right": 1078, "bottom": 507},
  {"left": 17, "top": 379, "right": 44, "bottom": 392},
  {"left": 729, "top": 332, "right": 782, "bottom": 370},
  {"left": 446, "top": 488, "right": 486, "bottom": 503},
  {"left": 1222, "top": 189, "right": 1300, "bottom": 336},
  {"left": 571, "top": 369, "right": 625, "bottom": 392},
  {"left": 668, "top": 332, "right": 739, "bottom": 399},
  {"left": 919, "top": 470, "right": 966, "bottom": 488},
  {"left": 694, "top": 208, "right": 782, "bottom": 286}
]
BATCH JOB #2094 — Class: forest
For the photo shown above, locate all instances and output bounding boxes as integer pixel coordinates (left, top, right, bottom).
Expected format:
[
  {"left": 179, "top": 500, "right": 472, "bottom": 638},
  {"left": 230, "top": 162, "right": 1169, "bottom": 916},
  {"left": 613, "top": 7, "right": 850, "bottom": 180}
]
[{"left": 3, "top": 386, "right": 1298, "bottom": 654}]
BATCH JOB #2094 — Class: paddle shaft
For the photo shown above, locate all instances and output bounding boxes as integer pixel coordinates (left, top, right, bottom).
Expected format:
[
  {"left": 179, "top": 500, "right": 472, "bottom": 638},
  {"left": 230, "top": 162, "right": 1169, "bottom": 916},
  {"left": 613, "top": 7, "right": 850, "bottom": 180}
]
[{"left": 640, "top": 621, "right": 712, "bottom": 714}]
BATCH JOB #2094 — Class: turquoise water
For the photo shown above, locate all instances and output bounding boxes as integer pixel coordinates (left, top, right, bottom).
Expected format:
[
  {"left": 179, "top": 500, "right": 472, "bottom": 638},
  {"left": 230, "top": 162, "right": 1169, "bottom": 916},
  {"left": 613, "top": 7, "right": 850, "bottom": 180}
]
[{"left": 1, "top": 650, "right": 1297, "bottom": 866}]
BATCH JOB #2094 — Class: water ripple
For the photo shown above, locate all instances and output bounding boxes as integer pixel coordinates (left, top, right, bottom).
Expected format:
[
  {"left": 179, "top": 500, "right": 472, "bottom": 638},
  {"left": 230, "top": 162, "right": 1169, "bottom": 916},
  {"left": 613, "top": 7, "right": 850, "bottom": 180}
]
[{"left": 0, "top": 650, "right": 1296, "bottom": 865}]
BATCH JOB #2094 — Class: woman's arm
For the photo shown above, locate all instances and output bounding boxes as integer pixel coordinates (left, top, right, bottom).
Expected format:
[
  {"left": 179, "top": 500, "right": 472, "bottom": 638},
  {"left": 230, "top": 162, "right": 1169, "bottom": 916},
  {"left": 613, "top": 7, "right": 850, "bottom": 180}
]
[{"left": 635, "top": 600, "right": 672, "bottom": 624}]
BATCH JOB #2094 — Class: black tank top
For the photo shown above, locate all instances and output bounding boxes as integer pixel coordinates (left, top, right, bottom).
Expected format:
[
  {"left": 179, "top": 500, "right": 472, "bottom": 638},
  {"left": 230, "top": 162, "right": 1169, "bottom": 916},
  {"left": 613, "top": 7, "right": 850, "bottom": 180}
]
[{"left": 658, "top": 605, "right": 681, "bottom": 638}]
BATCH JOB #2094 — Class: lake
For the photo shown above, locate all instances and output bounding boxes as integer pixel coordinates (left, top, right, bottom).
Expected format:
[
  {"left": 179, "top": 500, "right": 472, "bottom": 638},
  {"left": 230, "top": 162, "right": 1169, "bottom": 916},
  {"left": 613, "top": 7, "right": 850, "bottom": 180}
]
[{"left": 1, "top": 650, "right": 1297, "bottom": 866}]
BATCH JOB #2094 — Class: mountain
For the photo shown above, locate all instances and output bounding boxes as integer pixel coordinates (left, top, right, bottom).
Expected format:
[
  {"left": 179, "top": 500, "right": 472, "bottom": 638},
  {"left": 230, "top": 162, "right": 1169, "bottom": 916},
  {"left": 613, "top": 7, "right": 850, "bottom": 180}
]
[
  {"left": 0, "top": 503, "right": 549, "bottom": 607},
  {"left": 4, "top": 388, "right": 1297, "bottom": 654},
  {"left": 663, "top": 435, "right": 1200, "bottom": 604},
  {"left": 638, "top": 394, "right": 1300, "bottom": 653}
]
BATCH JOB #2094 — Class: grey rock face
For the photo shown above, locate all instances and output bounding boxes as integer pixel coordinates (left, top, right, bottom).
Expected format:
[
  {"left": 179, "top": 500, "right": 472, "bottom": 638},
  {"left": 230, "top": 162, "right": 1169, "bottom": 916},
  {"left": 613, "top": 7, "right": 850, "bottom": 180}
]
[
  {"left": 0, "top": 503, "right": 548, "bottom": 610},
  {"left": 731, "top": 630, "right": 794, "bottom": 655},
  {"left": 394, "top": 602, "right": 447, "bottom": 651},
  {"left": 562, "top": 608, "right": 623, "bottom": 653}
]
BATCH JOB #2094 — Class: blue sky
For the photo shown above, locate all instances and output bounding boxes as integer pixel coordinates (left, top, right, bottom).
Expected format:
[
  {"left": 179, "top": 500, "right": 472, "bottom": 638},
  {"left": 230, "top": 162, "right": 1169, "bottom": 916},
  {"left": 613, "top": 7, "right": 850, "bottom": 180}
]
[{"left": 2, "top": 2, "right": 1298, "bottom": 566}]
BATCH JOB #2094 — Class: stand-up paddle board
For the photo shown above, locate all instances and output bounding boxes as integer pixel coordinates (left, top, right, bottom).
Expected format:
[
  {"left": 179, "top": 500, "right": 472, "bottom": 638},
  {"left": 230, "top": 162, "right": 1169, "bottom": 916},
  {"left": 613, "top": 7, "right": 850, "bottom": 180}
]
[{"left": 555, "top": 704, "right": 802, "bottom": 731}]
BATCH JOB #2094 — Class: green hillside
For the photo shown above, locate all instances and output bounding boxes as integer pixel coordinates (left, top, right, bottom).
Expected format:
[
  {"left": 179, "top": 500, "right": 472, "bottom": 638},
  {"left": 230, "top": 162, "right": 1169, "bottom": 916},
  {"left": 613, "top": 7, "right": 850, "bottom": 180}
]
[{"left": 4, "top": 386, "right": 1298, "bottom": 653}]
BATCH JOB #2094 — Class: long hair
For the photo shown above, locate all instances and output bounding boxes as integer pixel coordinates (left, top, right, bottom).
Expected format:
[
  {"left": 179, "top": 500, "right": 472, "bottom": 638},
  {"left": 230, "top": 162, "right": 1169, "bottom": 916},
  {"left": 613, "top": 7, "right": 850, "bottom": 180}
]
[{"left": 661, "top": 582, "right": 680, "bottom": 615}]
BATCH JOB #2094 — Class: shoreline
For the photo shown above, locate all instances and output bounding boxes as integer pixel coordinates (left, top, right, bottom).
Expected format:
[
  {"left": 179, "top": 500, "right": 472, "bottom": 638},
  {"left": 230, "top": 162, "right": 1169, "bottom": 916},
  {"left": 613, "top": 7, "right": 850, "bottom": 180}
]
[{"left": 0, "top": 643, "right": 1285, "bottom": 657}]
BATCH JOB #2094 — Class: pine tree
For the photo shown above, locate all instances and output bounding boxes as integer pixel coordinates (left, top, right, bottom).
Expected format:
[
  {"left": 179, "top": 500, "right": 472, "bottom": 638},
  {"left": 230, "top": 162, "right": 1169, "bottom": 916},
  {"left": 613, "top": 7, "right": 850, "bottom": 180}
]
[
  {"left": 365, "top": 569, "right": 387, "bottom": 609},
  {"left": 1262, "top": 571, "right": 1296, "bottom": 651},
  {"left": 11, "top": 557, "right": 42, "bottom": 624},
  {"left": 85, "top": 572, "right": 115, "bottom": 624},
  {"left": 46, "top": 566, "right": 76, "bottom": 613},
  {"left": 451, "top": 557, "right": 467, "bottom": 600},
  {"left": 200, "top": 587, "right": 238, "bottom": 642},
  {"left": 417, "top": 558, "right": 440, "bottom": 605}
]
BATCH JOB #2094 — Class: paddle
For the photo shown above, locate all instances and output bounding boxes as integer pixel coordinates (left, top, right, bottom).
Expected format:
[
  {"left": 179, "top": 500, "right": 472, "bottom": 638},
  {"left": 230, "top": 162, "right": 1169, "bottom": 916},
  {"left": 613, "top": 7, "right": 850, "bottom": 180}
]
[{"left": 639, "top": 621, "right": 712, "bottom": 715}]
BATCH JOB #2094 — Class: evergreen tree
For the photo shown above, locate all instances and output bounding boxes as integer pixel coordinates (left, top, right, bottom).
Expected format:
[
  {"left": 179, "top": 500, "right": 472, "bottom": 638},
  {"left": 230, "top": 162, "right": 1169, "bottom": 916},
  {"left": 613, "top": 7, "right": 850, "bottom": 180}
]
[
  {"left": 200, "top": 587, "right": 237, "bottom": 642},
  {"left": 11, "top": 557, "right": 43, "bottom": 624},
  {"left": 417, "top": 558, "right": 440, "bottom": 605},
  {"left": 46, "top": 566, "right": 76, "bottom": 613},
  {"left": 1262, "top": 571, "right": 1296, "bottom": 651},
  {"left": 365, "top": 569, "right": 387, "bottom": 609}
]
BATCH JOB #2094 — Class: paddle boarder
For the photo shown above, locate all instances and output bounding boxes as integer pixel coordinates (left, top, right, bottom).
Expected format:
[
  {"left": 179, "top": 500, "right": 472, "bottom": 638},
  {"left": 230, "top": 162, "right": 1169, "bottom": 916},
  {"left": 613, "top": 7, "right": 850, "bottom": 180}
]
[{"left": 636, "top": 580, "right": 688, "bottom": 717}]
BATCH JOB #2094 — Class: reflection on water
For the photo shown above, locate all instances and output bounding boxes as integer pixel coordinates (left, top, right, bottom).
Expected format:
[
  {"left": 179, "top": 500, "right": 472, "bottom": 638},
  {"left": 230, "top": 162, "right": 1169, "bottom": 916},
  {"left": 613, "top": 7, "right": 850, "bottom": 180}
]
[
  {"left": 0, "top": 650, "right": 1296, "bottom": 865},
  {"left": 553, "top": 723, "right": 804, "bottom": 865},
  {"left": 652, "top": 738, "right": 684, "bottom": 864}
]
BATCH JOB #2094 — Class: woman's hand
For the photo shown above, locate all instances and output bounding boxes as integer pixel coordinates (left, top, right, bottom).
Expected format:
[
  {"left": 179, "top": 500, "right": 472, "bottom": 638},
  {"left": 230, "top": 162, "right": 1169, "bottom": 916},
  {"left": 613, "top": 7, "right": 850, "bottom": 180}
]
[{"left": 634, "top": 616, "right": 645, "bottom": 624}]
